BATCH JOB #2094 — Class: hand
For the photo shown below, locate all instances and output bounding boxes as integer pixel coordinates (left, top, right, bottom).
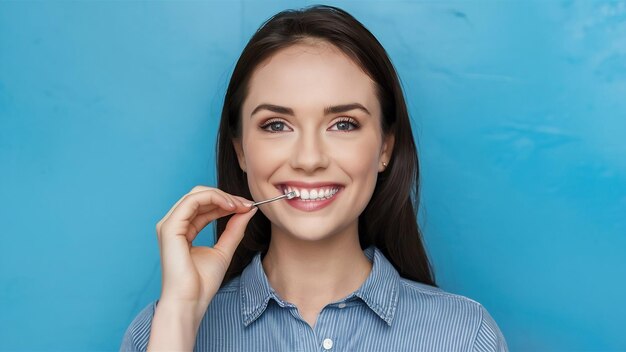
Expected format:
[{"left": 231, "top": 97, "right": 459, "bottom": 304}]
[{"left": 155, "top": 186, "right": 257, "bottom": 312}]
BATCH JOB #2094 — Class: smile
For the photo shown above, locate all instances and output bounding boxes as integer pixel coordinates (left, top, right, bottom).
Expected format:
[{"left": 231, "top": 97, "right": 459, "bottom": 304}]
[
  {"left": 276, "top": 182, "right": 344, "bottom": 212},
  {"left": 282, "top": 185, "right": 339, "bottom": 201}
]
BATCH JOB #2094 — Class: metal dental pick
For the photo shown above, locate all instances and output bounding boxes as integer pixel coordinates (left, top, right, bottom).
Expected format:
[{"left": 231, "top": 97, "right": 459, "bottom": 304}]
[{"left": 251, "top": 191, "right": 297, "bottom": 207}]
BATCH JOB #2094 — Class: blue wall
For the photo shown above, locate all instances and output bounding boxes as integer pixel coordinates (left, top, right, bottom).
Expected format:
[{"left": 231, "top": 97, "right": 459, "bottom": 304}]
[{"left": 1, "top": 1, "right": 624, "bottom": 350}]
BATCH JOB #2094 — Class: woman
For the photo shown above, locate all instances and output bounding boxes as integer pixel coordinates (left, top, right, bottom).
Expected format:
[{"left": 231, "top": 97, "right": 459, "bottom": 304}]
[{"left": 121, "top": 5, "right": 508, "bottom": 351}]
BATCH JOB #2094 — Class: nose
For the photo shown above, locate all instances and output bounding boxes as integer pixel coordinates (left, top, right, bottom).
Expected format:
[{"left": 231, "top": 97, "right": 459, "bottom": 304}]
[{"left": 289, "top": 129, "right": 330, "bottom": 173}]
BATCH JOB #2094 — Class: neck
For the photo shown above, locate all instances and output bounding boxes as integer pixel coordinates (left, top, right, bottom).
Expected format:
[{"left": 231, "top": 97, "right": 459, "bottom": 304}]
[{"left": 261, "top": 221, "right": 373, "bottom": 308}]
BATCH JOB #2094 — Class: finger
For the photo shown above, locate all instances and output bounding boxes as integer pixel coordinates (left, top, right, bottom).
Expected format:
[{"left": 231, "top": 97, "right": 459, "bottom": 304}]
[
  {"left": 213, "top": 207, "right": 258, "bottom": 261},
  {"left": 232, "top": 195, "right": 254, "bottom": 207},
  {"left": 180, "top": 187, "right": 251, "bottom": 213},
  {"left": 163, "top": 186, "right": 215, "bottom": 220},
  {"left": 161, "top": 191, "right": 235, "bottom": 239},
  {"left": 204, "top": 191, "right": 254, "bottom": 213},
  {"left": 158, "top": 186, "right": 222, "bottom": 235},
  {"left": 195, "top": 195, "right": 253, "bottom": 215},
  {"left": 185, "top": 207, "right": 232, "bottom": 243},
  {"left": 210, "top": 188, "right": 249, "bottom": 210},
  {"left": 187, "top": 199, "right": 256, "bottom": 243},
  {"left": 157, "top": 187, "right": 251, "bottom": 238}
]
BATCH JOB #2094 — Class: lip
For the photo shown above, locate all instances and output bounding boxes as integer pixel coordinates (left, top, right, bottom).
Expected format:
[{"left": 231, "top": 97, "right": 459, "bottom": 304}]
[{"left": 274, "top": 181, "right": 344, "bottom": 212}]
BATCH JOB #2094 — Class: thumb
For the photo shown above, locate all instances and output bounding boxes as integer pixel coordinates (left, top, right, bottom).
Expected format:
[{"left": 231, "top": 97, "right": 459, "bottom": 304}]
[{"left": 213, "top": 207, "right": 258, "bottom": 259}]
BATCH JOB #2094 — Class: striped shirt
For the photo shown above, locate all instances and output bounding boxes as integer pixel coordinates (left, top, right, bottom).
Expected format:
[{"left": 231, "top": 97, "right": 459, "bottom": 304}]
[{"left": 120, "top": 245, "right": 508, "bottom": 351}]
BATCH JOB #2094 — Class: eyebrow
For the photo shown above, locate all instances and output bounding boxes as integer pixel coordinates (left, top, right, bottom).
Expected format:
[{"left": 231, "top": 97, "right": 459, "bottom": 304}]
[{"left": 250, "top": 103, "right": 371, "bottom": 117}]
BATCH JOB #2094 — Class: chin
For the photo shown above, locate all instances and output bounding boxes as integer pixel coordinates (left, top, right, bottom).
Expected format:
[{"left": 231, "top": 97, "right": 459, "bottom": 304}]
[{"left": 274, "top": 221, "right": 346, "bottom": 242}]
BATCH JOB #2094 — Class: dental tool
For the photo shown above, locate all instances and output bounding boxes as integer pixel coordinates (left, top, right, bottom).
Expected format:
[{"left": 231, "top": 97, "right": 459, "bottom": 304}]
[{"left": 251, "top": 191, "right": 297, "bottom": 207}]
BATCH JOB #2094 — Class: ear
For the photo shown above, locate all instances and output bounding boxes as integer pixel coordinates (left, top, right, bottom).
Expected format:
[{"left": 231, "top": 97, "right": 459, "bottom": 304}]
[
  {"left": 232, "top": 138, "right": 246, "bottom": 172},
  {"left": 379, "top": 133, "right": 395, "bottom": 172}
]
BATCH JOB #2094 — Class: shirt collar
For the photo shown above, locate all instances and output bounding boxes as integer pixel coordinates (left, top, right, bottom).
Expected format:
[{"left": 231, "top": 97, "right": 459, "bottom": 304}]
[{"left": 240, "top": 245, "right": 400, "bottom": 327}]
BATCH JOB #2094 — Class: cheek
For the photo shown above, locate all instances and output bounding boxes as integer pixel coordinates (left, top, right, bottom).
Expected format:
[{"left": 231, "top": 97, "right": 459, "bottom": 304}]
[
  {"left": 242, "top": 137, "right": 288, "bottom": 197},
  {"left": 332, "top": 137, "right": 380, "bottom": 218},
  {"left": 244, "top": 138, "right": 288, "bottom": 173},
  {"left": 333, "top": 136, "right": 380, "bottom": 181}
]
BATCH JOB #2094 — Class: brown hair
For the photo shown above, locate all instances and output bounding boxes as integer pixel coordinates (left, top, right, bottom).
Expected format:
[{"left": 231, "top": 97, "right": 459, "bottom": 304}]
[{"left": 215, "top": 4, "right": 437, "bottom": 288}]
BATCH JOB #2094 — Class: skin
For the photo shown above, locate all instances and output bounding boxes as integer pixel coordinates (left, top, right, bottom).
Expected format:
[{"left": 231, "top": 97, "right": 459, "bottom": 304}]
[{"left": 233, "top": 39, "right": 394, "bottom": 329}]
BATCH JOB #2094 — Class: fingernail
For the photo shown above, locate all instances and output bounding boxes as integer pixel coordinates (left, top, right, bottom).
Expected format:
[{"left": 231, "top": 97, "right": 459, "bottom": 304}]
[
  {"left": 243, "top": 202, "right": 253, "bottom": 207},
  {"left": 228, "top": 202, "right": 235, "bottom": 208}
]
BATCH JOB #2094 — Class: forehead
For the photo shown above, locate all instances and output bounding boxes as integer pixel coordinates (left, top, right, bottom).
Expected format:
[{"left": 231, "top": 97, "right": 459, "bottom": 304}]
[{"left": 243, "top": 41, "right": 379, "bottom": 115}]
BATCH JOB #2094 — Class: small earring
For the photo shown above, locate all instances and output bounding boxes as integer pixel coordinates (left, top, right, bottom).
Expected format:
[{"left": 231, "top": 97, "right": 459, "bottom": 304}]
[{"left": 382, "top": 161, "right": 387, "bottom": 167}]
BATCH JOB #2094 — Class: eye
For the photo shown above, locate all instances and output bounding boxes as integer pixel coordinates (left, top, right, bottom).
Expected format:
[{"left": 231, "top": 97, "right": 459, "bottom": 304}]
[
  {"left": 329, "top": 117, "right": 360, "bottom": 132},
  {"left": 260, "top": 118, "right": 292, "bottom": 133}
]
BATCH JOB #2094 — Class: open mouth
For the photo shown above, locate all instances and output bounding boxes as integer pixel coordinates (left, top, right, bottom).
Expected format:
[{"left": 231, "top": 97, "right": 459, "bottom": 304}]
[
  {"left": 274, "top": 183, "right": 344, "bottom": 212},
  {"left": 278, "top": 184, "right": 342, "bottom": 201}
]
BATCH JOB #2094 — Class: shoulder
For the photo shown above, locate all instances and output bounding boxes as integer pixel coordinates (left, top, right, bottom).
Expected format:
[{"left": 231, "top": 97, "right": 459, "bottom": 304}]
[
  {"left": 396, "top": 277, "right": 484, "bottom": 322},
  {"left": 396, "top": 278, "right": 509, "bottom": 351},
  {"left": 119, "top": 278, "right": 242, "bottom": 352},
  {"left": 398, "top": 277, "right": 482, "bottom": 307},
  {"left": 119, "top": 300, "right": 157, "bottom": 352}
]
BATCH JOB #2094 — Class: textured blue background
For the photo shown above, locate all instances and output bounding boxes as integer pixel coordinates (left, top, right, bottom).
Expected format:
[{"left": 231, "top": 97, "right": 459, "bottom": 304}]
[{"left": 1, "top": 1, "right": 625, "bottom": 350}]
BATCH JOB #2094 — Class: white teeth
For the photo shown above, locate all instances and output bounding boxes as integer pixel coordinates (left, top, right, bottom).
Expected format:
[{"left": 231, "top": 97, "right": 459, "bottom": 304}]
[{"left": 282, "top": 185, "right": 340, "bottom": 201}]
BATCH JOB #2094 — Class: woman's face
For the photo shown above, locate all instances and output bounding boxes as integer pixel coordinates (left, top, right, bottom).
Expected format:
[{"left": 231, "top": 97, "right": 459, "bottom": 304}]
[{"left": 234, "top": 40, "right": 394, "bottom": 242}]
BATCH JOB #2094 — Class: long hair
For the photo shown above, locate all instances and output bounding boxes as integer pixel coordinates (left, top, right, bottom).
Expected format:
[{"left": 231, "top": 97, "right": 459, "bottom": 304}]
[{"left": 215, "top": 4, "right": 437, "bottom": 288}]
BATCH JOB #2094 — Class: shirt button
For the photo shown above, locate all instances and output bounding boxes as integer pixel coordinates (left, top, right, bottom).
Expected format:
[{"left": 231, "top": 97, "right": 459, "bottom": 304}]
[
  {"left": 322, "top": 338, "right": 333, "bottom": 350},
  {"left": 337, "top": 303, "right": 346, "bottom": 309}
]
